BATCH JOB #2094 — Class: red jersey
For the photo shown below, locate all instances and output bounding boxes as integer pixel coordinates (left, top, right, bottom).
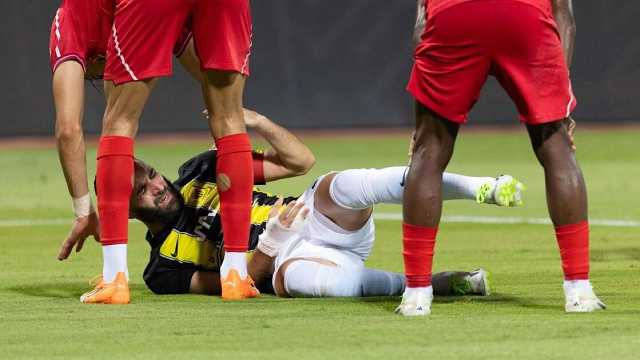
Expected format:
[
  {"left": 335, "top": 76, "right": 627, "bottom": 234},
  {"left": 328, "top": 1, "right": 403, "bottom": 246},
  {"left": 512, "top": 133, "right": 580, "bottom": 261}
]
[{"left": 427, "top": 0, "right": 552, "bottom": 18}]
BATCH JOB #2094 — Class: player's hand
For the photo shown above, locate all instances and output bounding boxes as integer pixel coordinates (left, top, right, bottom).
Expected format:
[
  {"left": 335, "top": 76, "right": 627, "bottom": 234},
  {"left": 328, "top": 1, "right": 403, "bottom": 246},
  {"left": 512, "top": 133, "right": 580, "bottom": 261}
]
[
  {"left": 57, "top": 212, "right": 100, "bottom": 261},
  {"left": 258, "top": 199, "right": 309, "bottom": 257},
  {"left": 275, "top": 200, "right": 309, "bottom": 230},
  {"left": 567, "top": 116, "right": 577, "bottom": 151}
]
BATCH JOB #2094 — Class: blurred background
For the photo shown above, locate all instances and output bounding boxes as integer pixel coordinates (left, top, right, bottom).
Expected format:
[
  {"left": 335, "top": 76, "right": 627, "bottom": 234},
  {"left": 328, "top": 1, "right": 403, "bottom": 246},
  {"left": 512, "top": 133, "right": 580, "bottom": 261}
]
[{"left": 1, "top": 1, "right": 639, "bottom": 137}]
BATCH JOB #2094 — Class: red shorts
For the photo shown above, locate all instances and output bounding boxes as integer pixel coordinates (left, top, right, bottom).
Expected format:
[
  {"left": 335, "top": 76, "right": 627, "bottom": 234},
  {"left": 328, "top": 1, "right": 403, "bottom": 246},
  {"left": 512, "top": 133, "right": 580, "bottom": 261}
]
[
  {"left": 407, "top": 0, "right": 576, "bottom": 124},
  {"left": 104, "top": 0, "right": 252, "bottom": 84},
  {"left": 48, "top": 1, "right": 112, "bottom": 72},
  {"left": 49, "top": 1, "right": 192, "bottom": 75}
]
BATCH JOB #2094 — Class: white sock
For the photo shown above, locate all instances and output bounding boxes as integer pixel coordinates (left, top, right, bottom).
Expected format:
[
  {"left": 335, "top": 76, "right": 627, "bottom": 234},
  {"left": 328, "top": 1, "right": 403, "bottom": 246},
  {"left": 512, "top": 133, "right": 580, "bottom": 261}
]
[
  {"left": 564, "top": 279, "right": 592, "bottom": 291},
  {"left": 283, "top": 261, "right": 405, "bottom": 297},
  {"left": 329, "top": 167, "right": 407, "bottom": 209},
  {"left": 404, "top": 286, "right": 433, "bottom": 298},
  {"left": 329, "top": 167, "right": 495, "bottom": 210},
  {"left": 102, "top": 244, "right": 128, "bottom": 283},
  {"left": 442, "top": 173, "right": 494, "bottom": 200},
  {"left": 220, "top": 252, "right": 248, "bottom": 279}
]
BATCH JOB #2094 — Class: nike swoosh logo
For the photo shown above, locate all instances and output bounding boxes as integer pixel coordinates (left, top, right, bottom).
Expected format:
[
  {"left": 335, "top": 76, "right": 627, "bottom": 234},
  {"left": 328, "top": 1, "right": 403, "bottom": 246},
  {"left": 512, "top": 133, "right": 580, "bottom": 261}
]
[
  {"left": 400, "top": 167, "right": 409, "bottom": 187},
  {"left": 171, "top": 239, "right": 179, "bottom": 257}
]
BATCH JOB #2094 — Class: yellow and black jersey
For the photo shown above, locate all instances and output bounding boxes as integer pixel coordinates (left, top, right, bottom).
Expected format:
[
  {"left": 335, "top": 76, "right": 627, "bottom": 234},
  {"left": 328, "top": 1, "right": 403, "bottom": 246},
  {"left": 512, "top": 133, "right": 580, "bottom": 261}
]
[{"left": 143, "top": 150, "right": 297, "bottom": 294}]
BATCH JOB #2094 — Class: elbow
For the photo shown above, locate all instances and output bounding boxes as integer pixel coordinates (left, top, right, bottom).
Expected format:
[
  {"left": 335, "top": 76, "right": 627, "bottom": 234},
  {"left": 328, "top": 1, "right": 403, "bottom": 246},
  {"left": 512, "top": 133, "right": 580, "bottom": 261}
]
[{"left": 293, "top": 152, "right": 316, "bottom": 176}]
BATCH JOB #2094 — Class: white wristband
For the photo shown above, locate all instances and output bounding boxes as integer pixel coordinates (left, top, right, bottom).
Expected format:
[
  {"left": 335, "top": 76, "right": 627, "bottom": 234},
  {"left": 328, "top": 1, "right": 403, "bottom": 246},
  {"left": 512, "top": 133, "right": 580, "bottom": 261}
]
[{"left": 72, "top": 194, "right": 94, "bottom": 218}]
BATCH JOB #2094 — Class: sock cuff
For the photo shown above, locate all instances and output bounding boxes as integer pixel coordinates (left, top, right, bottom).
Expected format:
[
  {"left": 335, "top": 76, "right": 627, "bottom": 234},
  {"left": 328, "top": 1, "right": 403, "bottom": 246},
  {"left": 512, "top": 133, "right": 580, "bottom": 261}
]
[
  {"left": 555, "top": 220, "right": 589, "bottom": 235},
  {"left": 97, "top": 136, "right": 134, "bottom": 159},
  {"left": 215, "top": 133, "right": 252, "bottom": 155},
  {"left": 403, "top": 223, "right": 438, "bottom": 239},
  {"left": 252, "top": 152, "right": 265, "bottom": 184}
]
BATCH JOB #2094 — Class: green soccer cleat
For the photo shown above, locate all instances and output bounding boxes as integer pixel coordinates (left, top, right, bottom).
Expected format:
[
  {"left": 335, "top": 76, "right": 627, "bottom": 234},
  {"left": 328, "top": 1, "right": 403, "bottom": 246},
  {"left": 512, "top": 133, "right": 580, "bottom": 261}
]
[
  {"left": 469, "top": 268, "right": 491, "bottom": 296},
  {"left": 476, "top": 175, "right": 525, "bottom": 207}
]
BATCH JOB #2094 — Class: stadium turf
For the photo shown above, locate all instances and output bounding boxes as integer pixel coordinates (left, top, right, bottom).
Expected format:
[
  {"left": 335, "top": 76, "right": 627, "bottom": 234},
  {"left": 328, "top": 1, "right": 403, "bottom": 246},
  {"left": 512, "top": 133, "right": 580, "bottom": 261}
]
[{"left": 1, "top": 129, "right": 639, "bottom": 359}]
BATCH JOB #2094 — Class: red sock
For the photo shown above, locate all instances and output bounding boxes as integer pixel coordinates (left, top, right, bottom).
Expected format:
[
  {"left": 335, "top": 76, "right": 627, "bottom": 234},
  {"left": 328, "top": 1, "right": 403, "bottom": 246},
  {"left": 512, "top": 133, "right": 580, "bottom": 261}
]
[
  {"left": 555, "top": 220, "right": 590, "bottom": 280},
  {"left": 403, "top": 223, "right": 438, "bottom": 287},
  {"left": 215, "top": 133, "right": 253, "bottom": 253},
  {"left": 96, "top": 136, "right": 134, "bottom": 246}
]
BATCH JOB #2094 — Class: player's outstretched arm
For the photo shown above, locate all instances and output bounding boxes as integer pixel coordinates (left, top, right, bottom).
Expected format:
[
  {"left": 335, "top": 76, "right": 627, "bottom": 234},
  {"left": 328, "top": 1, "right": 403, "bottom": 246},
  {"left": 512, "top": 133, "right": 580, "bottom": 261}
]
[
  {"left": 551, "top": 0, "right": 576, "bottom": 67},
  {"left": 413, "top": 0, "right": 427, "bottom": 46},
  {"left": 244, "top": 109, "right": 316, "bottom": 182},
  {"left": 52, "top": 61, "right": 100, "bottom": 261}
]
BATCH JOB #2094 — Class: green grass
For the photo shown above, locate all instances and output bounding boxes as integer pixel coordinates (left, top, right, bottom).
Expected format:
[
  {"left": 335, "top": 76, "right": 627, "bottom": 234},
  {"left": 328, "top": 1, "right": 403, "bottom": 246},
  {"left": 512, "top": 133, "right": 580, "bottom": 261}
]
[{"left": 1, "top": 129, "right": 639, "bottom": 359}]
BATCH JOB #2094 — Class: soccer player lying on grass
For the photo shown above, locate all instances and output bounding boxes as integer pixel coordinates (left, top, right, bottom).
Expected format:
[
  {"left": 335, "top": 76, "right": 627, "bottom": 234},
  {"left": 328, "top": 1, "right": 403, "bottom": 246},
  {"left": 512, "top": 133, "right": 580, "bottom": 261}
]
[{"left": 126, "top": 110, "right": 524, "bottom": 298}]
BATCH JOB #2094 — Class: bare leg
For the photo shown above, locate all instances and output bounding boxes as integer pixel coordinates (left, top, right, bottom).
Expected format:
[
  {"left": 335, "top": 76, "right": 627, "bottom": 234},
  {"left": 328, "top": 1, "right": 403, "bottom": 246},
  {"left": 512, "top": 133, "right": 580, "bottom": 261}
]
[
  {"left": 202, "top": 70, "right": 255, "bottom": 297},
  {"left": 404, "top": 104, "right": 459, "bottom": 227},
  {"left": 527, "top": 120, "right": 587, "bottom": 226}
]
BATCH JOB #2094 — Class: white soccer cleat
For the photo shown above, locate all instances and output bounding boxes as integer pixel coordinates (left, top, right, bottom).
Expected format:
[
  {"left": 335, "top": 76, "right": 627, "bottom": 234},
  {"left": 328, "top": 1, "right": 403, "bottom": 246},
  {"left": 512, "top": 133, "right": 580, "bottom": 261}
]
[
  {"left": 395, "top": 287, "right": 433, "bottom": 316},
  {"left": 564, "top": 282, "right": 606, "bottom": 313},
  {"left": 476, "top": 175, "right": 525, "bottom": 207},
  {"left": 468, "top": 268, "right": 491, "bottom": 296}
]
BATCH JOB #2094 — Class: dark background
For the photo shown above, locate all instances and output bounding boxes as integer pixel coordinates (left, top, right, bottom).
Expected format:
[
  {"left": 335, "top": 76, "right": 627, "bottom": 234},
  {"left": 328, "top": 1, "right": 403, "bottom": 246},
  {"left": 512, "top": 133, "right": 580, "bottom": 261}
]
[{"left": 1, "top": 1, "right": 639, "bottom": 137}]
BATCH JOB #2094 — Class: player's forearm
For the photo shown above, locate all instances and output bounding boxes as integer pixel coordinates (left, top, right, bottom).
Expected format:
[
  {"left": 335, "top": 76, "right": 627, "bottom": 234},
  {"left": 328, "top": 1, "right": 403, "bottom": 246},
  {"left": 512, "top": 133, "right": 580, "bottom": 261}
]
[
  {"left": 56, "top": 130, "right": 91, "bottom": 199},
  {"left": 248, "top": 250, "right": 275, "bottom": 287},
  {"left": 253, "top": 114, "right": 315, "bottom": 177},
  {"left": 413, "top": 0, "right": 427, "bottom": 46},
  {"left": 552, "top": 0, "right": 576, "bottom": 67},
  {"left": 53, "top": 63, "right": 92, "bottom": 200}
]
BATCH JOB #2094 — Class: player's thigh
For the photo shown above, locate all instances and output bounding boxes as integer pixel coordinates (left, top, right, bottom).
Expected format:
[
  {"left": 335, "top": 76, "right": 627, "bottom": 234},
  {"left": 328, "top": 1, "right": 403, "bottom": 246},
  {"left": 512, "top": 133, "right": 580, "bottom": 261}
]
[
  {"left": 52, "top": 61, "right": 86, "bottom": 128},
  {"left": 192, "top": 0, "right": 252, "bottom": 75},
  {"left": 101, "top": 79, "right": 158, "bottom": 137},
  {"left": 104, "top": 0, "right": 191, "bottom": 85},
  {"left": 407, "top": 5, "right": 491, "bottom": 124},
  {"left": 492, "top": 2, "right": 575, "bottom": 124},
  {"left": 313, "top": 173, "right": 373, "bottom": 231}
]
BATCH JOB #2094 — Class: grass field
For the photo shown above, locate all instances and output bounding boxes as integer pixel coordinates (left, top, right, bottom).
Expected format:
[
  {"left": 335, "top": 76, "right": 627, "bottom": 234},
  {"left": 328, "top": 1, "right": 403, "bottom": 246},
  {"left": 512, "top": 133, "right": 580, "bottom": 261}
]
[{"left": 1, "top": 128, "right": 639, "bottom": 359}]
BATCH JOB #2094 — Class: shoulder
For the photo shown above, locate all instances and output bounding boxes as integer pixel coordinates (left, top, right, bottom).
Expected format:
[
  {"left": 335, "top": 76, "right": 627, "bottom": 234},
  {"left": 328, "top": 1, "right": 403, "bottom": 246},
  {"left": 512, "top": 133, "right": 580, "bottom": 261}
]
[{"left": 175, "top": 150, "right": 218, "bottom": 187}]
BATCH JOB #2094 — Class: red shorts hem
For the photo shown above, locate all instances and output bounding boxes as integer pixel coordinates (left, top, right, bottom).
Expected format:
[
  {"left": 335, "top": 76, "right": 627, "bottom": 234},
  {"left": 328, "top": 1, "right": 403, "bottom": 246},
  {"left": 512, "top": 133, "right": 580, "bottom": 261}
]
[
  {"left": 51, "top": 54, "right": 87, "bottom": 73},
  {"left": 519, "top": 99, "right": 577, "bottom": 124},
  {"left": 106, "top": 68, "right": 172, "bottom": 85},
  {"left": 407, "top": 83, "right": 466, "bottom": 124},
  {"left": 173, "top": 31, "right": 193, "bottom": 58},
  {"left": 200, "top": 61, "right": 250, "bottom": 76}
]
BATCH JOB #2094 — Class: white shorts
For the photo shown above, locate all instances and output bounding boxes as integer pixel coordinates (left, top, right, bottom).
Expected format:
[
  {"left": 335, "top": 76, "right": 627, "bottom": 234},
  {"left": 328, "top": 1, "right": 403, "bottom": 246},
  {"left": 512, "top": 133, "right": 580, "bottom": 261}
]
[{"left": 274, "top": 174, "right": 376, "bottom": 275}]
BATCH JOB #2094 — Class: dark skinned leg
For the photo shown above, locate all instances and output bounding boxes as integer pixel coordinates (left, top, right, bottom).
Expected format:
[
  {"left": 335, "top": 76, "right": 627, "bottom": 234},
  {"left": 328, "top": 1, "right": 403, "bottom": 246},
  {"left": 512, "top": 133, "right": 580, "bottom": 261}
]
[
  {"left": 402, "top": 102, "right": 459, "bottom": 289},
  {"left": 526, "top": 119, "right": 588, "bottom": 226},
  {"left": 404, "top": 102, "right": 459, "bottom": 227}
]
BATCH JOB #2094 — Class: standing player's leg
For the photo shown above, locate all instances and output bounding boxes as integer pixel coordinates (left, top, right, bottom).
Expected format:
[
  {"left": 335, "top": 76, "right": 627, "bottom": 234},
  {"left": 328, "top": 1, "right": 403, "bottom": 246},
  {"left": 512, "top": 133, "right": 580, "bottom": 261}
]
[
  {"left": 81, "top": 0, "right": 191, "bottom": 304},
  {"left": 490, "top": 1, "right": 604, "bottom": 312},
  {"left": 193, "top": 0, "right": 257, "bottom": 300},
  {"left": 398, "top": 105, "right": 459, "bottom": 316},
  {"left": 527, "top": 121, "right": 605, "bottom": 312}
]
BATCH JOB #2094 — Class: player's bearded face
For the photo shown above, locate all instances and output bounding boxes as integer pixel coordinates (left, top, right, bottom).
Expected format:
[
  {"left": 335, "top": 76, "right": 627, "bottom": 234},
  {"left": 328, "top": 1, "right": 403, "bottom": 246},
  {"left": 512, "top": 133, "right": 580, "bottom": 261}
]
[{"left": 130, "top": 162, "right": 183, "bottom": 225}]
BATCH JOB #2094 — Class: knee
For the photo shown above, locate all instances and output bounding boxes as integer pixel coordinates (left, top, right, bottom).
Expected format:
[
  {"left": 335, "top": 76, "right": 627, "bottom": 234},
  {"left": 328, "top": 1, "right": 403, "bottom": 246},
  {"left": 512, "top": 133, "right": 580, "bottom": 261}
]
[
  {"left": 205, "top": 70, "right": 244, "bottom": 88},
  {"left": 55, "top": 119, "right": 83, "bottom": 143}
]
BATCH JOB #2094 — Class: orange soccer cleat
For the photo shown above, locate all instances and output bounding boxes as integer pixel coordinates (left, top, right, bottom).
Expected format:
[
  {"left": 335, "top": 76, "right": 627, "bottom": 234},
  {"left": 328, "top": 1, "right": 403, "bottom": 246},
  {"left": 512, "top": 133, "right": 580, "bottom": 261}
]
[
  {"left": 221, "top": 269, "right": 260, "bottom": 300},
  {"left": 80, "top": 272, "right": 130, "bottom": 304}
]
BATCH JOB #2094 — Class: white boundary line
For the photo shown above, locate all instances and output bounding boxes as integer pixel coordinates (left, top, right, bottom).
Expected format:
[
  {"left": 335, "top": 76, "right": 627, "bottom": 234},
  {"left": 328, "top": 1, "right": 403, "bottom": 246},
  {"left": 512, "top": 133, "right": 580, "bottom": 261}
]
[
  {"left": 373, "top": 213, "right": 640, "bottom": 227},
  {"left": 1, "top": 214, "right": 639, "bottom": 228}
]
